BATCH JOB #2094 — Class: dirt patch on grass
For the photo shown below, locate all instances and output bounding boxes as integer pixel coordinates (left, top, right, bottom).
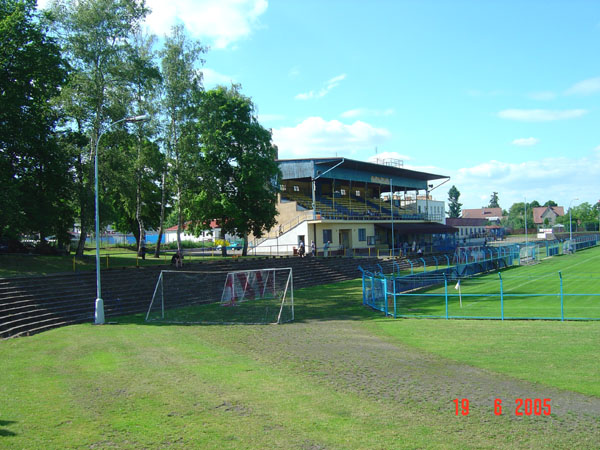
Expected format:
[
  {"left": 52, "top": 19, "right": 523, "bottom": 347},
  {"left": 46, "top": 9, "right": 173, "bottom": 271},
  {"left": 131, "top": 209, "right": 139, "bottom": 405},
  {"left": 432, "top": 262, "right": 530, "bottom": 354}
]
[{"left": 211, "top": 319, "right": 600, "bottom": 446}]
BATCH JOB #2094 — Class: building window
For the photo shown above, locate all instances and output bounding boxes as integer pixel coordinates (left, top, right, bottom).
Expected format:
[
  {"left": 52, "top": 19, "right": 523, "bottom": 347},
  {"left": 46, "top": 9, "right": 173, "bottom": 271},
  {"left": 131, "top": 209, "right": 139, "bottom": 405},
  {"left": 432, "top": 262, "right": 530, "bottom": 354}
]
[
  {"left": 323, "top": 229, "right": 332, "bottom": 243},
  {"left": 280, "top": 184, "right": 286, "bottom": 191},
  {"left": 293, "top": 185, "right": 300, "bottom": 192},
  {"left": 356, "top": 190, "right": 361, "bottom": 197},
  {"left": 340, "top": 189, "right": 346, "bottom": 196},
  {"left": 358, "top": 228, "right": 366, "bottom": 241}
]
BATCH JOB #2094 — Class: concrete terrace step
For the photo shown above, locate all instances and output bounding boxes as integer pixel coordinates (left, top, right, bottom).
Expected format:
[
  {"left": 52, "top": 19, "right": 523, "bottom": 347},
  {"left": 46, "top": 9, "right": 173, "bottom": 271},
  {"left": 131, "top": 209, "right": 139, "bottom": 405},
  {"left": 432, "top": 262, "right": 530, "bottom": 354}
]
[{"left": 0, "top": 255, "right": 437, "bottom": 339}]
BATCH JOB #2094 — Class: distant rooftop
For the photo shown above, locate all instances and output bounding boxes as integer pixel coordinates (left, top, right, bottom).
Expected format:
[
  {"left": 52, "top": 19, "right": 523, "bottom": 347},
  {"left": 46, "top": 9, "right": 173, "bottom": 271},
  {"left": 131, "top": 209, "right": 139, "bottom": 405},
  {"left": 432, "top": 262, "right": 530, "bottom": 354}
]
[{"left": 462, "top": 208, "right": 503, "bottom": 219}]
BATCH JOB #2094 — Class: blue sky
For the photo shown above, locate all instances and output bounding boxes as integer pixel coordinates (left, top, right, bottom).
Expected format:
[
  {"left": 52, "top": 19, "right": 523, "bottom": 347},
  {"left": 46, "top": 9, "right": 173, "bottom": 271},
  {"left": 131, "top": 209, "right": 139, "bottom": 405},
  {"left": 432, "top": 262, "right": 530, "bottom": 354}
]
[{"left": 40, "top": 0, "right": 600, "bottom": 211}]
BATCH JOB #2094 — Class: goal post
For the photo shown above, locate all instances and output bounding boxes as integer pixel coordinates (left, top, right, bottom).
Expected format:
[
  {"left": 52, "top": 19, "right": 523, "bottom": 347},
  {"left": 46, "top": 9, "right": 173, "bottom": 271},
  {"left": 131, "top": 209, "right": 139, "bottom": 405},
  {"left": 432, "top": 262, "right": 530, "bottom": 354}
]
[{"left": 145, "top": 267, "right": 294, "bottom": 324}]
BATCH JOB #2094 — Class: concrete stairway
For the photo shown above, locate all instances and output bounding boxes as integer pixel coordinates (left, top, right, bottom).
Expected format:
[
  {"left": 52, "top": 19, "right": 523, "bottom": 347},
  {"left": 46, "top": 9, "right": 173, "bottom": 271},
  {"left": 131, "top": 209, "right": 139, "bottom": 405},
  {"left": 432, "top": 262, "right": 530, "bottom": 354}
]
[{"left": 0, "top": 256, "right": 402, "bottom": 339}]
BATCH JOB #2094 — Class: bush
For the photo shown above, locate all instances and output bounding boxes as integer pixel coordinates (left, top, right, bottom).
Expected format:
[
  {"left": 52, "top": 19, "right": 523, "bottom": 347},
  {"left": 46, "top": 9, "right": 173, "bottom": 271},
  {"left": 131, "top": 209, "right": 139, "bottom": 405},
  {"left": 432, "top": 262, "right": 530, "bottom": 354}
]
[{"left": 163, "top": 240, "right": 214, "bottom": 250}]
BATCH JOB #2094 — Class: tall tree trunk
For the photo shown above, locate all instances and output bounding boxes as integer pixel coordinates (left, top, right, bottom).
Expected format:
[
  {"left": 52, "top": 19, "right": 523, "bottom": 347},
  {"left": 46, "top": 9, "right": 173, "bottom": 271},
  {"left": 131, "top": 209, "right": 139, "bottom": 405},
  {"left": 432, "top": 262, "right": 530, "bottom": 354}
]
[
  {"left": 135, "top": 148, "right": 144, "bottom": 257},
  {"left": 154, "top": 171, "right": 166, "bottom": 258},
  {"left": 242, "top": 231, "right": 248, "bottom": 256},
  {"left": 176, "top": 184, "right": 182, "bottom": 252},
  {"left": 75, "top": 152, "right": 88, "bottom": 257},
  {"left": 76, "top": 226, "right": 87, "bottom": 256}
]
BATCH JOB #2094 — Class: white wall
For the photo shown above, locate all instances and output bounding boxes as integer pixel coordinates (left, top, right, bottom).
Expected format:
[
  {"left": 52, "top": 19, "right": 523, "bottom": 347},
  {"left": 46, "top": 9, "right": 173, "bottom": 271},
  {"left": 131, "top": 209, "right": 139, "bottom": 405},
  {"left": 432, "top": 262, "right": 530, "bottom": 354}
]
[{"left": 253, "top": 221, "right": 309, "bottom": 254}]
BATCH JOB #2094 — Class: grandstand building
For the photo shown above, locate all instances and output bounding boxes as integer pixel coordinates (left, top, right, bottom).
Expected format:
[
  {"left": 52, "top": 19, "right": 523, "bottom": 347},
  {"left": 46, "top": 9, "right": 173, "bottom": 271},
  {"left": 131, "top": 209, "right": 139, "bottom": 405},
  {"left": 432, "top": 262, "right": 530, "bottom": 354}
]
[{"left": 251, "top": 157, "right": 457, "bottom": 255}]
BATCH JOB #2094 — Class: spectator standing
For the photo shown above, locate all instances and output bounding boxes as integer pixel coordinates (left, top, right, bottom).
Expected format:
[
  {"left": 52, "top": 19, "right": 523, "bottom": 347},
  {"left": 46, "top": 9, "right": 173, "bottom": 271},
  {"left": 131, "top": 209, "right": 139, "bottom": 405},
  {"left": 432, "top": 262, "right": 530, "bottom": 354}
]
[
  {"left": 310, "top": 240, "right": 316, "bottom": 257},
  {"left": 140, "top": 233, "right": 147, "bottom": 260}
]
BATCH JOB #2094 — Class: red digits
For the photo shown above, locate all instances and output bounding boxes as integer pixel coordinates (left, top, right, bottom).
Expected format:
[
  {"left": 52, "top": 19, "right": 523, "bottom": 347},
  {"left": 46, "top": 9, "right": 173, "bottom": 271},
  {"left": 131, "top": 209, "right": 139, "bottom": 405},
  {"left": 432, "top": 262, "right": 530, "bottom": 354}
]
[
  {"left": 515, "top": 398, "right": 523, "bottom": 416},
  {"left": 494, "top": 398, "right": 502, "bottom": 415},
  {"left": 543, "top": 398, "right": 551, "bottom": 416},
  {"left": 453, "top": 399, "right": 469, "bottom": 416},
  {"left": 534, "top": 399, "right": 542, "bottom": 416}
]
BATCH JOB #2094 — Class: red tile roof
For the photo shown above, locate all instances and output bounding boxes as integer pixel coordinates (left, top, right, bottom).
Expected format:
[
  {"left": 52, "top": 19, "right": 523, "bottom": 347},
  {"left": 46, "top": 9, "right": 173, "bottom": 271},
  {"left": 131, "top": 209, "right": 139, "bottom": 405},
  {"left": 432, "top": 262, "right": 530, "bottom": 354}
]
[
  {"left": 532, "top": 206, "right": 565, "bottom": 224},
  {"left": 462, "top": 208, "right": 503, "bottom": 219}
]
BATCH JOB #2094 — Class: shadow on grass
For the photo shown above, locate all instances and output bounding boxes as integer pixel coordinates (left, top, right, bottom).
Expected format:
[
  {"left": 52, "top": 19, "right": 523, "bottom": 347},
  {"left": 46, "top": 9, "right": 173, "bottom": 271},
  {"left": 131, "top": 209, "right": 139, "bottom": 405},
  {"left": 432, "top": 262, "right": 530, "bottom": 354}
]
[
  {"left": 0, "top": 420, "right": 17, "bottom": 437},
  {"left": 112, "top": 279, "right": 381, "bottom": 326}
]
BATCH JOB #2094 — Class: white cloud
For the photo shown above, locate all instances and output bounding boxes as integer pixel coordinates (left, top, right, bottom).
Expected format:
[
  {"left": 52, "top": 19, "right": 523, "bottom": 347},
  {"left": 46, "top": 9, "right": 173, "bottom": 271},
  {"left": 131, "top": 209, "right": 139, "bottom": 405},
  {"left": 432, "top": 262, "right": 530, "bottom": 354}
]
[
  {"left": 528, "top": 91, "right": 557, "bottom": 101},
  {"left": 272, "top": 117, "right": 390, "bottom": 158},
  {"left": 38, "top": 0, "right": 266, "bottom": 50},
  {"left": 295, "top": 74, "right": 347, "bottom": 100},
  {"left": 341, "top": 108, "right": 395, "bottom": 119},
  {"left": 451, "top": 154, "right": 600, "bottom": 210},
  {"left": 201, "top": 68, "right": 236, "bottom": 87},
  {"left": 498, "top": 109, "right": 587, "bottom": 122},
  {"left": 512, "top": 137, "right": 539, "bottom": 147},
  {"left": 145, "top": 0, "right": 267, "bottom": 49},
  {"left": 565, "top": 77, "right": 600, "bottom": 96}
]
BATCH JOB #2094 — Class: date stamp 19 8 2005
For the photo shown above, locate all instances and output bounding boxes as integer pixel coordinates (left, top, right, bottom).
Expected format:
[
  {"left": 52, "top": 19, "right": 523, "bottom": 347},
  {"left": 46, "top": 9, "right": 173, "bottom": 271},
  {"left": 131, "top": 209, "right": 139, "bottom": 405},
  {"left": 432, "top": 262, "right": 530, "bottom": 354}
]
[{"left": 453, "top": 398, "right": 551, "bottom": 416}]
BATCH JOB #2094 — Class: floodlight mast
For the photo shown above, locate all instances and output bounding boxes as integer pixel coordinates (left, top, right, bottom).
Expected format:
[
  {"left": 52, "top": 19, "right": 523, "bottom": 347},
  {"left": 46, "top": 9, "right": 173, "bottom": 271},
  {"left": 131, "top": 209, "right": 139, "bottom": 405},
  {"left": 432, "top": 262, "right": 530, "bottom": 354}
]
[{"left": 94, "top": 114, "right": 150, "bottom": 325}]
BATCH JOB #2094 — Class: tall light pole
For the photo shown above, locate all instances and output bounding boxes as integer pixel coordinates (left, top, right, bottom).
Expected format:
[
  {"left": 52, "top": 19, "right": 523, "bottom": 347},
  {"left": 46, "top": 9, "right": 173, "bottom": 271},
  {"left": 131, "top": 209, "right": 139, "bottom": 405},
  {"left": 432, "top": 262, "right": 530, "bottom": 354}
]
[
  {"left": 94, "top": 114, "right": 150, "bottom": 325},
  {"left": 569, "top": 197, "right": 579, "bottom": 249}
]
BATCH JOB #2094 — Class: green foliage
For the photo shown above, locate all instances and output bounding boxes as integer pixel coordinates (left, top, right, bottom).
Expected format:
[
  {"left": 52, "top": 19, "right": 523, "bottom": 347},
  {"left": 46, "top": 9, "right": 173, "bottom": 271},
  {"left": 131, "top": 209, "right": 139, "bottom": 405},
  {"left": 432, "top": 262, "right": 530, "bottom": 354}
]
[
  {"left": 447, "top": 185, "right": 462, "bottom": 218},
  {"left": 488, "top": 191, "right": 499, "bottom": 208},
  {"left": 159, "top": 25, "right": 206, "bottom": 250},
  {"left": 188, "top": 85, "right": 281, "bottom": 256},
  {"left": 0, "top": 0, "right": 72, "bottom": 241},
  {"left": 506, "top": 201, "right": 534, "bottom": 230},
  {"left": 163, "top": 240, "right": 214, "bottom": 250},
  {"left": 47, "top": 0, "right": 149, "bottom": 254}
]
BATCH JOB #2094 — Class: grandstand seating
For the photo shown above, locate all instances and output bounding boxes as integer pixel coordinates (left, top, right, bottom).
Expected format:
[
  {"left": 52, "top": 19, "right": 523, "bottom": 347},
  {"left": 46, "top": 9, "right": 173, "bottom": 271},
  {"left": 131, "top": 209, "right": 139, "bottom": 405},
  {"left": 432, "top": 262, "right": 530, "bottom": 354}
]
[{"left": 282, "top": 189, "right": 425, "bottom": 220}]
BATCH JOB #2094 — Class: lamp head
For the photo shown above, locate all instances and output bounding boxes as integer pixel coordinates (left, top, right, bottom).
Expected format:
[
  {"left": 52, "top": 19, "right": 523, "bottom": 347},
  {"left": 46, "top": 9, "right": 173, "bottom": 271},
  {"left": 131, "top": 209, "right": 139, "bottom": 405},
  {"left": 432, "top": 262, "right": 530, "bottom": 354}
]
[{"left": 125, "top": 114, "right": 150, "bottom": 123}]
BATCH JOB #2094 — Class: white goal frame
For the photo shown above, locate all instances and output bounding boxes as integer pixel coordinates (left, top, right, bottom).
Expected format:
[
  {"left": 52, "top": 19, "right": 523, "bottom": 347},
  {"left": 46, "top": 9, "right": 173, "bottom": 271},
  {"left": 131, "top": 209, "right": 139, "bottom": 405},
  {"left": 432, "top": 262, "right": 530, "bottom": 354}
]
[
  {"left": 144, "top": 268, "right": 294, "bottom": 324},
  {"left": 220, "top": 267, "right": 294, "bottom": 323}
]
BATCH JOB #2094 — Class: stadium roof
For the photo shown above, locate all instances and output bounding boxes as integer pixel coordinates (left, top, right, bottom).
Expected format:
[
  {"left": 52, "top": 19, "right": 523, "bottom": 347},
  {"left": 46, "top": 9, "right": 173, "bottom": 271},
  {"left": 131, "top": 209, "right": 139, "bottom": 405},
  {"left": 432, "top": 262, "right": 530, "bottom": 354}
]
[{"left": 277, "top": 157, "right": 449, "bottom": 182}]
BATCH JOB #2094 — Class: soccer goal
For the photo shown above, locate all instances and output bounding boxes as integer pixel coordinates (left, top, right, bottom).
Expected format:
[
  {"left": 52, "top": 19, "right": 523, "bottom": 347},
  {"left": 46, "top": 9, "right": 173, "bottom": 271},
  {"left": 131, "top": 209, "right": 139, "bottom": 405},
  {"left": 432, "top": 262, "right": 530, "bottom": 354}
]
[{"left": 145, "top": 268, "right": 294, "bottom": 324}]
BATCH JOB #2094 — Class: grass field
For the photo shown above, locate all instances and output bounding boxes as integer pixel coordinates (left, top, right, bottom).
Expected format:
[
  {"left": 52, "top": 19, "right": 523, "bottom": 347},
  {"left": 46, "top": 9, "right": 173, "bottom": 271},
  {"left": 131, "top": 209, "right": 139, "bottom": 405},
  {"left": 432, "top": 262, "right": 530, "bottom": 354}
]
[
  {"left": 2, "top": 268, "right": 600, "bottom": 448},
  {"left": 389, "top": 246, "right": 600, "bottom": 320},
  {"left": 0, "top": 248, "right": 240, "bottom": 278}
]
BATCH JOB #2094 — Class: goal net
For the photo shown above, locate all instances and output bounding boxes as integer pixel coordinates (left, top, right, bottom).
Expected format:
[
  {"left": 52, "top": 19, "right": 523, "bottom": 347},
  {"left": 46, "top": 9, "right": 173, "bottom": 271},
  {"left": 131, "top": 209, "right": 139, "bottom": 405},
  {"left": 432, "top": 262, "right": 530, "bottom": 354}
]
[{"left": 145, "top": 268, "right": 294, "bottom": 324}]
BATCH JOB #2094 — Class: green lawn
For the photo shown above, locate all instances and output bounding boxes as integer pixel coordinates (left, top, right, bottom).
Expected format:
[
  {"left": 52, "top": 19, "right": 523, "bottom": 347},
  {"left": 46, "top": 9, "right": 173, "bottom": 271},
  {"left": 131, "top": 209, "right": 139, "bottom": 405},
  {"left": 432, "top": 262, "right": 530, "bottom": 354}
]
[
  {"left": 1, "top": 276, "right": 600, "bottom": 448},
  {"left": 388, "top": 246, "right": 600, "bottom": 320},
  {"left": 0, "top": 248, "right": 241, "bottom": 278}
]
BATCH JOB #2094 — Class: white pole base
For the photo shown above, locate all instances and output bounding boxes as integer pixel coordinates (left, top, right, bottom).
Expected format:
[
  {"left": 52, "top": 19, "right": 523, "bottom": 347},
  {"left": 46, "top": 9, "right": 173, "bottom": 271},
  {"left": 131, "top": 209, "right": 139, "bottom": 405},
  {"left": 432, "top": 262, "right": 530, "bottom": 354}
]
[{"left": 95, "top": 298, "right": 105, "bottom": 325}]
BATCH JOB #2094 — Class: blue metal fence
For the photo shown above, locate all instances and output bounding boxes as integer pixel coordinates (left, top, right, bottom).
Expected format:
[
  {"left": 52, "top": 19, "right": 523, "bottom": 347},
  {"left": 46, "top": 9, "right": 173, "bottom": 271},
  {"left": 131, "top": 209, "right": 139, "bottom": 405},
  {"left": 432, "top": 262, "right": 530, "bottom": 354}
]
[{"left": 361, "top": 236, "right": 600, "bottom": 321}]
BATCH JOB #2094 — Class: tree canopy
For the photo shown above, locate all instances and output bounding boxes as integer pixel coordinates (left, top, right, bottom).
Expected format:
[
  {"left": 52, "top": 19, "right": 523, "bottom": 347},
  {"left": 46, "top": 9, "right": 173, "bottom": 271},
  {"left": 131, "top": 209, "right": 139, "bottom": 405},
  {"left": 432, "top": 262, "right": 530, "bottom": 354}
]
[
  {"left": 189, "top": 85, "right": 281, "bottom": 256},
  {"left": 488, "top": 192, "right": 500, "bottom": 208},
  {"left": 447, "top": 185, "right": 462, "bottom": 218},
  {"left": 0, "top": 0, "right": 71, "bottom": 242}
]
